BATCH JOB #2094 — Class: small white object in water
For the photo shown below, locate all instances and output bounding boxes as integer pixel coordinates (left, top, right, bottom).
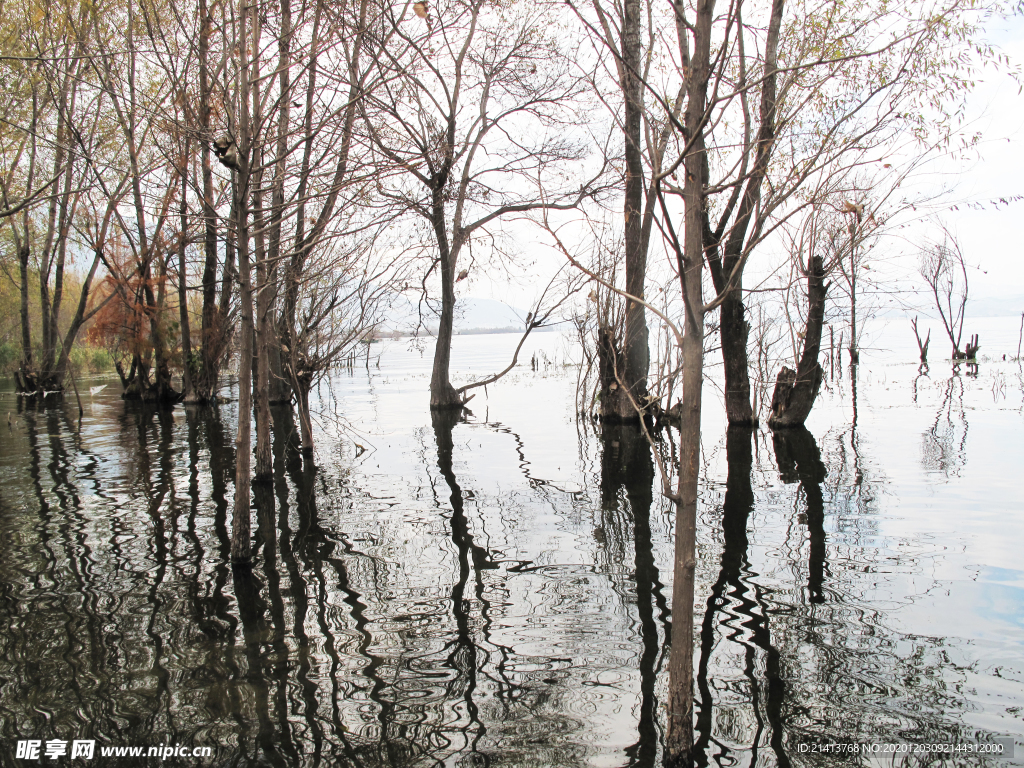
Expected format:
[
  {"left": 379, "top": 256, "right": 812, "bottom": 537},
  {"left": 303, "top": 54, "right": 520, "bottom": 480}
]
[{"left": 90, "top": 385, "right": 107, "bottom": 396}]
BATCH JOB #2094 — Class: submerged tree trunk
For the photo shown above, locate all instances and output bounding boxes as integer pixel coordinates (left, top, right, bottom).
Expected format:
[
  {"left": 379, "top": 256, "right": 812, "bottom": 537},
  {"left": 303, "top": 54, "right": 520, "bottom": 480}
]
[
  {"left": 189, "top": 0, "right": 227, "bottom": 406},
  {"left": 665, "top": 0, "right": 713, "bottom": 759},
  {"left": 178, "top": 138, "right": 193, "bottom": 401},
  {"left": 705, "top": 0, "right": 784, "bottom": 427},
  {"left": 768, "top": 255, "right": 826, "bottom": 429},
  {"left": 231, "top": 0, "right": 254, "bottom": 566},
  {"left": 599, "top": 0, "right": 650, "bottom": 423},
  {"left": 429, "top": 184, "right": 461, "bottom": 410}
]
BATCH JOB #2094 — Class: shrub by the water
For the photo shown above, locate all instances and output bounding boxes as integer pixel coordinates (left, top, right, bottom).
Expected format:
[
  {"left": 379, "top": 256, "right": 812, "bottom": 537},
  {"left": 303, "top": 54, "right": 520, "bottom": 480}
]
[{"left": 0, "top": 342, "right": 19, "bottom": 376}]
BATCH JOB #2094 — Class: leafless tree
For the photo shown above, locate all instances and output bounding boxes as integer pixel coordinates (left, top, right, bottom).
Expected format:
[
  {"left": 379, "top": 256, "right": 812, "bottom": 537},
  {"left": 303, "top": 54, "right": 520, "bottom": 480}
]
[
  {"left": 920, "top": 227, "right": 978, "bottom": 361},
  {"left": 360, "top": 0, "right": 602, "bottom": 409}
]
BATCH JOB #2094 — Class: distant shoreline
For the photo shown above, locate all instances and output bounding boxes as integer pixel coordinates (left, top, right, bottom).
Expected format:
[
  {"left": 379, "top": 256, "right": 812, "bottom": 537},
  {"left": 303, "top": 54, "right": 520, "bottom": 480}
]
[{"left": 385, "top": 325, "right": 562, "bottom": 339}]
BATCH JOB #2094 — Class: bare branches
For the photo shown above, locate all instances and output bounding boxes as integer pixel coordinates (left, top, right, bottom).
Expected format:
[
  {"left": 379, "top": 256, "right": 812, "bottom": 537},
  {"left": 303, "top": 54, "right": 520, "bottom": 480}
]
[{"left": 920, "top": 224, "right": 970, "bottom": 358}]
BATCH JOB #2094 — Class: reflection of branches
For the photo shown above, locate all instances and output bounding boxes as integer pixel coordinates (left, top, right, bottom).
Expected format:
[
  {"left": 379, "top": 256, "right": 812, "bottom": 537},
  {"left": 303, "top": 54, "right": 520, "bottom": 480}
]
[
  {"left": 598, "top": 425, "right": 665, "bottom": 768},
  {"left": 695, "top": 428, "right": 790, "bottom": 768},
  {"left": 920, "top": 376, "right": 968, "bottom": 479}
]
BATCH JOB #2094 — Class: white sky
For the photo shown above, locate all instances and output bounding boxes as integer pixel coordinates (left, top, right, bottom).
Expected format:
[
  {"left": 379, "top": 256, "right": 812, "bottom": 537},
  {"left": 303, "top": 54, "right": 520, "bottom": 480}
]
[
  {"left": 466, "top": 12, "right": 1024, "bottom": 313},
  {"left": 917, "top": 13, "right": 1024, "bottom": 302}
]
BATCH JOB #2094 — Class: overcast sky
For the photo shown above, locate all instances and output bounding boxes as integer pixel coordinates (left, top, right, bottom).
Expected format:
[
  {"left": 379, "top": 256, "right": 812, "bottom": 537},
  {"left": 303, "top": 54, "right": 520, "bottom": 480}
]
[
  {"left": 923, "top": 13, "right": 1024, "bottom": 302},
  {"left": 467, "top": 11, "right": 1024, "bottom": 315}
]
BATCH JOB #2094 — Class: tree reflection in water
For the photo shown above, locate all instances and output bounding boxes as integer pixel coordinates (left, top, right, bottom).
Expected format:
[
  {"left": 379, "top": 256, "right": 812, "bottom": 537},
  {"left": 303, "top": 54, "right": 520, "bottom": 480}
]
[
  {"left": 921, "top": 376, "right": 969, "bottom": 478},
  {"left": 0, "top": 363, "right": 1017, "bottom": 767},
  {"left": 598, "top": 423, "right": 667, "bottom": 768},
  {"left": 694, "top": 427, "right": 789, "bottom": 768}
]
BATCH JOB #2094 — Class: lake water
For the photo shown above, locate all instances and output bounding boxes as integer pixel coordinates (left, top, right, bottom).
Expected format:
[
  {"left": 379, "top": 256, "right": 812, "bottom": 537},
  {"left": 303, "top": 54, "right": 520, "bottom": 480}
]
[{"left": 0, "top": 317, "right": 1021, "bottom": 767}]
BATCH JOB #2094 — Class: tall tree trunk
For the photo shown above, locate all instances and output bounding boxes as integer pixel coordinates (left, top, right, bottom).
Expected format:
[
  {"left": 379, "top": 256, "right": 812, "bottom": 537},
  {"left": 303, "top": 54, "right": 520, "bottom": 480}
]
[
  {"left": 255, "top": 259, "right": 273, "bottom": 479},
  {"left": 251, "top": 18, "right": 273, "bottom": 483},
  {"left": 768, "top": 255, "right": 826, "bottom": 429},
  {"left": 232, "top": 0, "right": 254, "bottom": 565},
  {"left": 16, "top": 234, "right": 34, "bottom": 388},
  {"left": 178, "top": 138, "right": 193, "bottom": 400},
  {"left": 190, "top": 0, "right": 225, "bottom": 405},
  {"left": 37, "top": 89, "right": 71, "bottom": 385},
  {"left": 600, "top": 0, "right": 650, "bottom": 423},
  {"left": 666, "top": 0, "right": 714, "bottom": 763},
  {"left": 848, "top": 253, "right": 859, "bottom": 364},
  {"left": 266, "top": 0, "right": 293, "bottom": 408},
  {"left": 706, "top": 0, "right": 784, "bottom": 427}
]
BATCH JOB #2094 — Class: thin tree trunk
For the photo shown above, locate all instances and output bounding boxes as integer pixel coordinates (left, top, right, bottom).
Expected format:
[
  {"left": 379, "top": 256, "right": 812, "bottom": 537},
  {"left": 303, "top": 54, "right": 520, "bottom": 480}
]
[
  {"left": 232, "top": 0, "right": 254, "bottom": 565},
  {"left": 266, "top": 0, "right": 293, "bottom": 408},
  {"left": 848, "top": 249, "right": 859, "bottom": 363},
  {"left": 251, "top": 12, "right": 273, "bottom": 482},
  {"left": 295, "top": 377, "right": 314, "bottom": 457},
  {"left": 666, "top": 1, "right": 714, "bottom": 762},
  {"left": 51, "top": 248, "right": 104, "bottom": 387},
  {"left": 17, "top": 236, "right": 33, "bottom": 382},
  {"left": 706, "top": 0, "right": 784, "bottom": 427},
  {"left": 191, "top": 0, "right": 224, "bottom": 405},
  {"left": 179, "top": 137, "right": 193, "bottom": 400}
]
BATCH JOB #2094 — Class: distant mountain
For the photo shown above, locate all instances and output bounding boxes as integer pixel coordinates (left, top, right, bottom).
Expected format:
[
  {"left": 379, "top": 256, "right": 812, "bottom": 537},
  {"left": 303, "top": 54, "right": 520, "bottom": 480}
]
[
  {"left": 967, "top": 294, "right": 1024, "bottom": 318},
  {"left": 382, "top": 295, "right": 531, "bottom": 333},
  {"left": 874, "top": 294, "right": 1024, "bottom": 319}
]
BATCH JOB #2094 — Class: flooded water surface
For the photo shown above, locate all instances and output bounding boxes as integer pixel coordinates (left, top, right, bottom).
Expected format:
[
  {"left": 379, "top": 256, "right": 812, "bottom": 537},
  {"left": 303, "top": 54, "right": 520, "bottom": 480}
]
[{"left": 0, "top": 326, "right": 1022, "bottom": 766}]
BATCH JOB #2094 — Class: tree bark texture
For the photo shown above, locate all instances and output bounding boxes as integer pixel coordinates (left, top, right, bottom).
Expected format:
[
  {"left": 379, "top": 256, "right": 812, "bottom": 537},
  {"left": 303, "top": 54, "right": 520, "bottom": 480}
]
[
  {"left": 189, "top": 0, "right": 227, "bottom": 405},
  {"left": 429, "top": 184, "right": 461, "bottom": 410},
  {"left": 703, "top": 0, "right": 784, "bottom": 427},
  {"left": 598, "top": 0, "right": 651, "bottom": 423},
  {"left": 618, "top": 0, "right": 650, "bottom": 420},
  {"left": 768, "top": 255, "right": 826, "bottom": 429},
  {"left": 666, "top": 0, "right": 714, "bottom": 761},
  {"left": 232, "top": 0, "right": 254, "bottom": 565}
]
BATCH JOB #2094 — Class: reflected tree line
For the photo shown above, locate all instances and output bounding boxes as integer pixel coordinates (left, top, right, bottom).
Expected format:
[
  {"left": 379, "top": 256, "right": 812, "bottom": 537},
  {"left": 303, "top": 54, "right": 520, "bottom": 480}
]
[{"left": 0, "top": 367, "right": 999, "bottom": 767}]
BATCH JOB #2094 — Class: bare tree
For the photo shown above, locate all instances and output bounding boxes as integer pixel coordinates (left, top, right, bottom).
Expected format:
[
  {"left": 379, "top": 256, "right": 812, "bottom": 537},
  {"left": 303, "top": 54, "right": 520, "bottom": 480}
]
[
  {"left": 920, "top": 228, "right": 978, "bottom": 361},
  {"left": 585, "top": 0, "right": 1008, "bottom": 758},
  {"left": 361, "top": 0, "right": 601, "bottom": 409}
]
